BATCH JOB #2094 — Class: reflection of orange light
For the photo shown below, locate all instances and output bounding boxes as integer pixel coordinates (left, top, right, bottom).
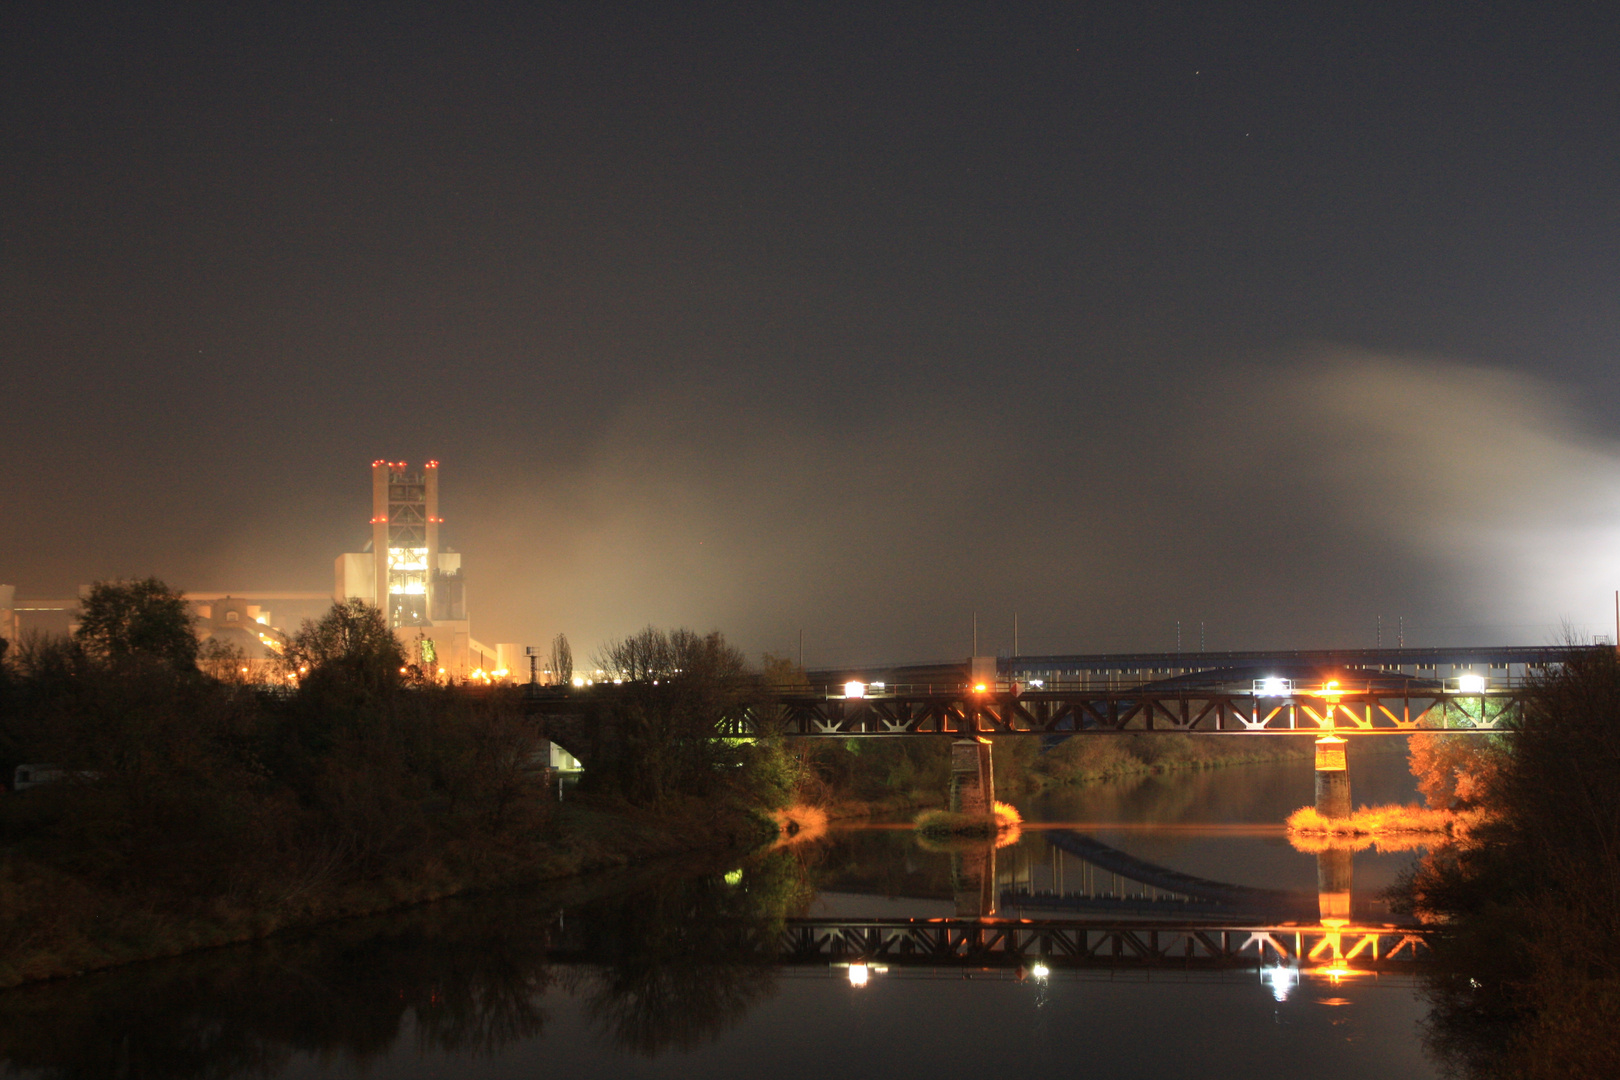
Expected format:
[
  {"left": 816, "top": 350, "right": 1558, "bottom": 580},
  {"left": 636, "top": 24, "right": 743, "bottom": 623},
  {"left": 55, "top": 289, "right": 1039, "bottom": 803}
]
[{"left": 1310, "top": 964, "right": 1365, "bottom": 985}]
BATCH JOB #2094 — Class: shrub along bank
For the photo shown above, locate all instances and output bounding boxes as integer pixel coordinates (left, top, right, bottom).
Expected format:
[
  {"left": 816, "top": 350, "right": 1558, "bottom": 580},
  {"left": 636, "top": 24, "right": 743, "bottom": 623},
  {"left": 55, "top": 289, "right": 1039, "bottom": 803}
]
[
  {"left": 1394, "top": 650, "right": 1620, "bottom": 1080},
  {"left": 0, "top": 590, "right": 787, "bottom": 988}
]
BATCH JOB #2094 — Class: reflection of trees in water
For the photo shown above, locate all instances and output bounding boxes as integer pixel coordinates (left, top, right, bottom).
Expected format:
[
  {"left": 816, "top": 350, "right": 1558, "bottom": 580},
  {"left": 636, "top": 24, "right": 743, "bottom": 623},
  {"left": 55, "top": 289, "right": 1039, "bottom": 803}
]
[
  {"left": 813, "top": 825, "right": 958, "bottom": 898},
  {"left": 0, "top": 899, "right": 554, "bottom": 1078},
  {"left": 573, "top": 853, "right": 808, "bottom": 1057},
  {"left": 0, "top": 851, "right": 816, "bottom": 1074},
  {"left": 586, "top": 944, "right": 777, "bottom": 1057}
]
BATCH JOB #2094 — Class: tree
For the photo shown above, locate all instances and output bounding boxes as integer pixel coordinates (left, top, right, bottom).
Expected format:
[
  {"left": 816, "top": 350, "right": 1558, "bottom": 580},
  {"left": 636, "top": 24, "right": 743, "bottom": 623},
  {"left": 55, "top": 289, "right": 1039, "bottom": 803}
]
[
  {"left": 589, "top": 628, "right": 762, "bottom": 803},
  {"left": 759, "top": 652, "right": 809, "bottom": 691},
  {"left": 284, "top": 600, "right": 405, "bottom": 693},
  {"left": 550, "top": 633, "right": 573, "bottom": 686},
  {"left": 74, "top": 578, "right": 198, "bottom": 671}
]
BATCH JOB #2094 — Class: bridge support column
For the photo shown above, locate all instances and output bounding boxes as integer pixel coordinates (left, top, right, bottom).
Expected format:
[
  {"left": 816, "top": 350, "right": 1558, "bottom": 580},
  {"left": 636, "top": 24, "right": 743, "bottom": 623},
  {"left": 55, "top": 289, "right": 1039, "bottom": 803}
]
[
  {"left": 1316, "top": 847, "right": 1353, "bottom": 923},
  {"left": 952, "top": 843, "right": 998, "bottom": 917},
  {"left": 950, "top": 738, "right": 994, "bottom": 818},
  {"left": 1314, "top": 734, "right": 1351, "bottom": 819}
]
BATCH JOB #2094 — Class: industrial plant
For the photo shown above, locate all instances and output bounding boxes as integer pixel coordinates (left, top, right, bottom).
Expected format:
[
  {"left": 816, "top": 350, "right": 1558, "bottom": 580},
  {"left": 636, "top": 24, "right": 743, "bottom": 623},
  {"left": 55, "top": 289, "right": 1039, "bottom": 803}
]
[{"left": 3, "top": 460, "right": 520, "bottom": 681}]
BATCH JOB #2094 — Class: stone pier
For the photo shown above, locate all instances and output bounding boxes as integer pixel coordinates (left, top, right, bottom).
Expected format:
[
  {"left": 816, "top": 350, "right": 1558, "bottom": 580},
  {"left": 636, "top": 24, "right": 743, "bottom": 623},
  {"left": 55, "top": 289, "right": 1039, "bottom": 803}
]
[
  {"left": 1316, "top": 847, "right": 1353, "bottom": 923},
  {"left": 1314, "top": 734, "right": 1351, "bottom": 819},
  {"left": 950, "top": 738, "right": 995, "bottom": 818},
  {"left": 951, "top": 843, "right": 999, "bottom": 917}
]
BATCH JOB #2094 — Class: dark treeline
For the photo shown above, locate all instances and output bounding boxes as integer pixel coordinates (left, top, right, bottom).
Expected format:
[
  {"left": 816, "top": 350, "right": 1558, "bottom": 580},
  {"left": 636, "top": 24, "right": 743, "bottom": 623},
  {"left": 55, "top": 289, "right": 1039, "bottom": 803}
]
[
  {"left": 0, "top": 582, "right": 787, "bottom": 987},
  {"left": 1397, "top": 650, "right": 1620, "bottom": 1080}
]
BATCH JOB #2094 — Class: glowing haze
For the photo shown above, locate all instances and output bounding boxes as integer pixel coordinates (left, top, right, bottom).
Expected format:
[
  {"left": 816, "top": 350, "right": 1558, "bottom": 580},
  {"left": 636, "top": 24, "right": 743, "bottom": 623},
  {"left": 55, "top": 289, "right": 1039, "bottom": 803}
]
[{"left": 4, "top": 3, "right": 1618, "bottom": 664}]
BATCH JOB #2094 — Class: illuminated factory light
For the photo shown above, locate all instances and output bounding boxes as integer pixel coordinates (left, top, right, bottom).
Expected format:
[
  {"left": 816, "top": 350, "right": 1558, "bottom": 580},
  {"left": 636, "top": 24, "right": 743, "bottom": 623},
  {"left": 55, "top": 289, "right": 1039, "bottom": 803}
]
[
  {"left": 387, "top": 547, "right": 429, "bottom": 571},
  {"left": 1456, "top": 673, "right": 1487, "bottom": 694},
  {"left": 847, "top": 962, "right": 870, "bottom": 987},
  {"left": 1030, "top": 962, "right": 1051, "bottom": 982},
  {"left": 1255, "top": 676, "right": 1292, "bottom": 696},
  {"left": 843, "top": 680, "right": 866, "bottom": 699}
]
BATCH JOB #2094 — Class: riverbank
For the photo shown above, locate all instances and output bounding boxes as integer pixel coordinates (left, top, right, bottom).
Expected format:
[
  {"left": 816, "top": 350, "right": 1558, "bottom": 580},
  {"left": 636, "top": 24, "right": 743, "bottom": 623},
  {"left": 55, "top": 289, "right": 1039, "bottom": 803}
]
[
  {"left": 0, "top": 794, "right": 776, "bottom": 989},
  {"left": 1393, "top": 653, "right": 1620, "bottom": 1078},
  {"left": 999, "top": 732, "right": 1360, "bottom": 794}
]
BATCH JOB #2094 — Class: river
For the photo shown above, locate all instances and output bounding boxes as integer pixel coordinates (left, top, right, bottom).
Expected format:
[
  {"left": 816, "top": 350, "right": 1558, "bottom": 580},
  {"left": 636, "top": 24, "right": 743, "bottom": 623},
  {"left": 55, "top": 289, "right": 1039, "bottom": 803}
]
[{"left": 0, "top": 745, "right": 1442, "bottom": 1078}]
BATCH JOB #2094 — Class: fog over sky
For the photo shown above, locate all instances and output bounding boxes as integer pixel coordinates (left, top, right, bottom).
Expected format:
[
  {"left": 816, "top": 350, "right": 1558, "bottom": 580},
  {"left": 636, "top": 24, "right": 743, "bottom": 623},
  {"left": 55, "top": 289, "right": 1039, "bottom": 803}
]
[{"left": 5, "top": 2, "right": 1620, "bottom": 664}]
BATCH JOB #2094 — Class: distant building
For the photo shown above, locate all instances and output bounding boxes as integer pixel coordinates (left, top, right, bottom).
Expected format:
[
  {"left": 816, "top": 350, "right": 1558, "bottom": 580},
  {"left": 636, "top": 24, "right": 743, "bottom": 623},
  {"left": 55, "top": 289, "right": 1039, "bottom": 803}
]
[
  {"left": 4, "top": 460, "right": 507, "bottom": 682},
  {"left": 334, "top": 460, "right": 498, "bottom": 676}
]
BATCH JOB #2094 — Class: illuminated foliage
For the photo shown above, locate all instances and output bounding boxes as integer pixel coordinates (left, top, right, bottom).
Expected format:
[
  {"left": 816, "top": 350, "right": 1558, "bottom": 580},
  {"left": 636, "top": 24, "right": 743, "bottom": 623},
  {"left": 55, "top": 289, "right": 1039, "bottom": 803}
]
[{"left": 1407, "top": 731, "right": 1510, "bottom": 810}]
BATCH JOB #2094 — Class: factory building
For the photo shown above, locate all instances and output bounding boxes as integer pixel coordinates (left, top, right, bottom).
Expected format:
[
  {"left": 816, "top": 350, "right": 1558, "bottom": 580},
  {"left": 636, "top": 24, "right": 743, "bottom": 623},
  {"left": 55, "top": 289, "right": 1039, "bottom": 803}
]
[
  {"left": 5, "top": 459, "right": 509, "bottom": 682},
  {"left": 334, "top": 460, "right": 499, "bottom": 676}
]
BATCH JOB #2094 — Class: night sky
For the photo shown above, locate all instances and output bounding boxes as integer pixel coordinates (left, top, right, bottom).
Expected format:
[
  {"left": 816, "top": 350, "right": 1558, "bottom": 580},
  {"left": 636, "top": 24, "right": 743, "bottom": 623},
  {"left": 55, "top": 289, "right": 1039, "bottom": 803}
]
[{"left": 6, "top": 2, "right": 1620, "bottom": 664}]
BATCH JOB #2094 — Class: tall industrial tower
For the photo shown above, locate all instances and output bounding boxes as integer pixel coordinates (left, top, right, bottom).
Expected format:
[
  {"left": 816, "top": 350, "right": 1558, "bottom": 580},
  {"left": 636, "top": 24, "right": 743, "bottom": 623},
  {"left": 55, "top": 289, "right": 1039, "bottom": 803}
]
[
  {"left": 336, "top": 460, "right": 483, "bottom": 674},
  {"left": 371, "top": 459, "right": 440, "bottom": 627}
]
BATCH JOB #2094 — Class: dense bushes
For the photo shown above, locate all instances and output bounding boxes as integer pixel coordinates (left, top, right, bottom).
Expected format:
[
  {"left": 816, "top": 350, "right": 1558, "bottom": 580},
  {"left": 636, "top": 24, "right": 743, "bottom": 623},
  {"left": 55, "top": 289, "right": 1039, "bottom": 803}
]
[
  {"left": 583, "top": 627, "right": 799, "bottom": 811},
  {"left": 1398, "top": 650, "right": 1620, "bottom": 1080},
  {"left": 0, "top": 600, "right": 557, "bottom": 985},
  {"left": 0, "top": 597, "right": 806, "bottom": 985}
]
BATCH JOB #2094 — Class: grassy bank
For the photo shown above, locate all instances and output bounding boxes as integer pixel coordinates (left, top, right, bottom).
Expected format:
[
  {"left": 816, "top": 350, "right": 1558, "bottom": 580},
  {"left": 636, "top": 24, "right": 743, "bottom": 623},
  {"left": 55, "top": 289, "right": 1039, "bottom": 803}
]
[
  {"left": 997, "top": 732, "right": 1331, "bottom": 795},
  {"left": 796, "top": 731, "right": 1330, "bottom": 813}
]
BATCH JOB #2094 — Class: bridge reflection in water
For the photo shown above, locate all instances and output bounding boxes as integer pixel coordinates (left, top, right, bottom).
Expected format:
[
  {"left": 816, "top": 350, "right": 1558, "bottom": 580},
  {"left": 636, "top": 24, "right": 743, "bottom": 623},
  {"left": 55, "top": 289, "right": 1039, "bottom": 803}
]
[
  {"left": 779, "top": 918, "right": 1429, "bottom": 985},
  {"left": 791, "top": 824, "right": 1424, "bottom": 996}
]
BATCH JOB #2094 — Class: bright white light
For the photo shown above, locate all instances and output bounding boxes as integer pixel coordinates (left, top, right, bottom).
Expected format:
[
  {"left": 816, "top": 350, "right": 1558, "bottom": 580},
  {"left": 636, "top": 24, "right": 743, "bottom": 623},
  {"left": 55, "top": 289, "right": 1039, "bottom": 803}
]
[
  {"left": 387, "top": 547, "right": 429, "bottom": 571},
  {"left": 571, "top": 675, "right": 586, "bottom": 688},
  {"left": 1457, "top": 674, "right": 1487, "bottom": 693},
  {"left": 1030, "top": 962, "right": 1050, "bottom": 981},
  {"left": 847, "top": 962, "right": 869, "bottom": 987},
  {"left": 1261, "top": 964, "right": 1298, "bottom": 1002},
  {"left": 844, "top": 681, "right": 866, "bottom": 699},
  {"left": 1028, "top": 679, "right": 1045, "bottom": 689},
  {"left": 1256, "top": 676, "right": 1292, "bottom": 696}
]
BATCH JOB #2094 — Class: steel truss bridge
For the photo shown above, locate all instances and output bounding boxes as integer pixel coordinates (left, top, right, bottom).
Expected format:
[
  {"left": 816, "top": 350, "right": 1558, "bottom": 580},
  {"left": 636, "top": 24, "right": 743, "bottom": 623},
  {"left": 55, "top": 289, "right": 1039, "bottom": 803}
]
[
  {"left": 775, "top": 917, "right": 1428, "bottom": 975},
  {"left": 737, "top": 686, "right": 1518, "bottom": 736},
  {"left": 523, "top": 684, "right": 1519, "bottom": 737}
]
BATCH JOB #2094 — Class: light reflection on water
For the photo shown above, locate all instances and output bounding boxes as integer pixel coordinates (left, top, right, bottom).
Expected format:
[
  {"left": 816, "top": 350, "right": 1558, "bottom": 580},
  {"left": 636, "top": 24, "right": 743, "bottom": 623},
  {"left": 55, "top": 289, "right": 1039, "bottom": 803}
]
[{"left": 0, "top": 748, "right": 1440, "bottom": 1079}]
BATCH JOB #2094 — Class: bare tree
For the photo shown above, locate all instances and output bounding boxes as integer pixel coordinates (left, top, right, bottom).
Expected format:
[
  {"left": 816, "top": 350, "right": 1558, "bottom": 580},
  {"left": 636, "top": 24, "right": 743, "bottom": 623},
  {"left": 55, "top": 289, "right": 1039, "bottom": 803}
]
[{"left": 550, "top": 633, "right": 573, "bottom": 686}]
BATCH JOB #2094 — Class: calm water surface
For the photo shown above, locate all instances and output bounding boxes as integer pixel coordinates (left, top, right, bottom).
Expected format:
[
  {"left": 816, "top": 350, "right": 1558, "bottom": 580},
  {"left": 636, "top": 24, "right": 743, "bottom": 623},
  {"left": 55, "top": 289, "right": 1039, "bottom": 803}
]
[{"left": 0, "top": 746, "right": 1440, "bottom": 1079}]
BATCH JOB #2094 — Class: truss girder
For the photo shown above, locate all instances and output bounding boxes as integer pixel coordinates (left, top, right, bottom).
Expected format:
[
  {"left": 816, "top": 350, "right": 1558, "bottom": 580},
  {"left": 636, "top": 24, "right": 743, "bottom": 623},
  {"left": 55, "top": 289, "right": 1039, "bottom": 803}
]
[
  {"left": 730, "top": 690, "right": 1520, "bottom": 737},
  {"left": 773, "top": 918, "right": 1431, "bottom": 972}
]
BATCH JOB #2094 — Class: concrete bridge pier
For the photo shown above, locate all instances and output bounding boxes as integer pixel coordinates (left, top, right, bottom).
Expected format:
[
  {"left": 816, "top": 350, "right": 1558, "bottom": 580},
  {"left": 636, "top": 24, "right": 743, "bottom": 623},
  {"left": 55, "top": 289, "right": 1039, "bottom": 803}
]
[
  {"left": 1317, "top": 847, "right": 1353, "bottom": 923},
  {"left": 950, "top": 738, "right": 995, "bottom": 818},
  {"left": 1314, "top": 734, "right": 1351, "bottom": 819},
  {"left": 951, "top": 842, "right": 999, "bottom": 917}
]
